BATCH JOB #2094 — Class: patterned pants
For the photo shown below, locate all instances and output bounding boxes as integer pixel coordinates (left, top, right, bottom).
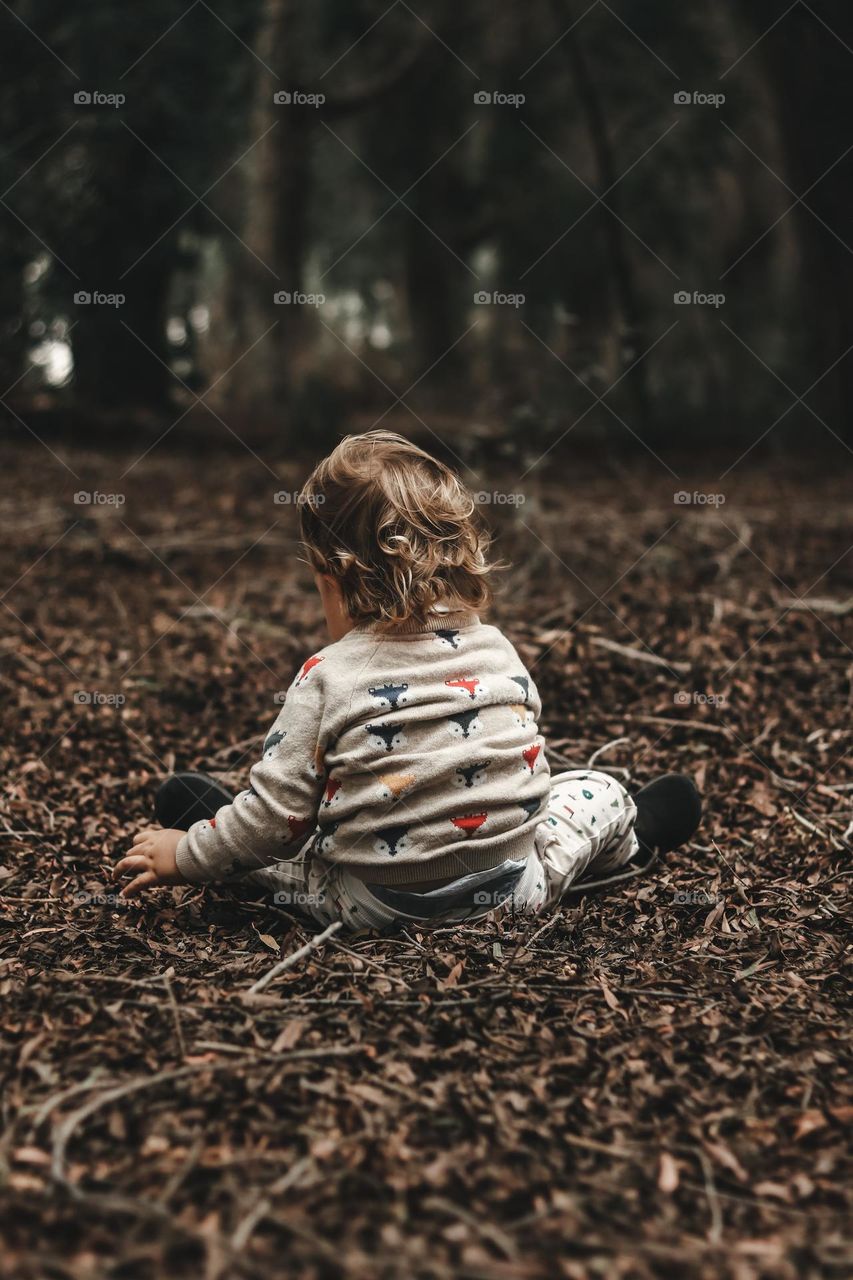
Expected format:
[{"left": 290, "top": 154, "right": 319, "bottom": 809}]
[{"left": 243, "top": 770, "right": 638, "bottom": 932}]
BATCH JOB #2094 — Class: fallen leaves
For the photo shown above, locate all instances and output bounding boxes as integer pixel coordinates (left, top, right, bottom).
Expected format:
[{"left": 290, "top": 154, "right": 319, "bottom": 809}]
[{"left": 0, "top": 448, "right": 850, "bottom": 1278}]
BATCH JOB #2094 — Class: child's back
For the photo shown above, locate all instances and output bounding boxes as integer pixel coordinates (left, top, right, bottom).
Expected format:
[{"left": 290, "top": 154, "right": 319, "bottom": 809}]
[{"left": 119, "top": 430, "right": 701, "bottom": 928}]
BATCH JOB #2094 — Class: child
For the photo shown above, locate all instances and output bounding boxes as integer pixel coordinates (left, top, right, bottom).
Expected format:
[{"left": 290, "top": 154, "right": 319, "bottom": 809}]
[{"left": 114, "top": 431, "right": 701, "bottom": 929}]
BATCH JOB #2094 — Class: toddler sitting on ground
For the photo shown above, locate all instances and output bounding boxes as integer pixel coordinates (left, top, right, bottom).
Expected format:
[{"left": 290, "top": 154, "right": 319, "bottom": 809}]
[{"left": 114, "top": 431, "right": 701, "bottom": 929}]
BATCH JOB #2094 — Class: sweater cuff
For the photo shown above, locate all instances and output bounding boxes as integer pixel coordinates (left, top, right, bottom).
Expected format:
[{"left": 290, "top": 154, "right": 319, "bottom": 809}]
[{"left": 175, "top": 832, "right": 214, "bottom": 886}]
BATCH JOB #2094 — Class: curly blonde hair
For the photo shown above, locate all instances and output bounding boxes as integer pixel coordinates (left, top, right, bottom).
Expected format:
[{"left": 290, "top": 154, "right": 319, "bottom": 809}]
[{"left": 299, "top": 431, "right": 493, "bottom": 628}]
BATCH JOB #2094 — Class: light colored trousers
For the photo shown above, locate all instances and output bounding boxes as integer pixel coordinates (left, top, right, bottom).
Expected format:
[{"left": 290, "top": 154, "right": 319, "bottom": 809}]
[{"left": 244, "top": 770, "right": 638, "bottom": 932}]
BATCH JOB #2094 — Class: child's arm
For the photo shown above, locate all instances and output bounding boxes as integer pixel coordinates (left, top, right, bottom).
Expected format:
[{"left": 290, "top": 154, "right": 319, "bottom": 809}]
[
  {"left": 116, "top": 657, "right": 328, "bottom": 893},
  {"left": 178, "top": 667, "right": 327, "bottom": 884}
]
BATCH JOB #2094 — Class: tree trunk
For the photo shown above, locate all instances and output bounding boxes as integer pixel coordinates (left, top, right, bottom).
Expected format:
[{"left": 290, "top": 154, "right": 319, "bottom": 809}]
[{"left": 558, "top": 4, "right": 652, "bottom": 431}]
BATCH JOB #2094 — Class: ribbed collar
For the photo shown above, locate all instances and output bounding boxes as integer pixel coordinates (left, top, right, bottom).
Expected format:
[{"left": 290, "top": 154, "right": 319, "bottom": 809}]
[{"left": 351, "top": 610, "right": 480, "bottom": 637}]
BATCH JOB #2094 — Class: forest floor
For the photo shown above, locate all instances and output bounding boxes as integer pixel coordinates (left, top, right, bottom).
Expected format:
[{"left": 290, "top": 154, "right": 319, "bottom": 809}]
[{"left": 0, "top": 435, "right": 850, "bottom": 1279}]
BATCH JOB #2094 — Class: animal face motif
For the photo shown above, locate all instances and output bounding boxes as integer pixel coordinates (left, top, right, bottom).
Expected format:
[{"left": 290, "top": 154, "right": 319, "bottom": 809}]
[
  {"left": 522, "top": 743, "right": 542, "bottom": 774},
  {"left": 365, "top": 722, "right": 407, "bottom": 752},
  {"left": 263, "top": 729, "right": 286, "bottom": 760},
  {"left": 448, "top": 710, "right": 481, "bottom": 739},
  {"left": 446, "top": 676, "right": 486, "bottom": 700},
  {"left": 286, "top": 815, "right": 313, "bottom": 842},
  {"left": 455, "top": 760, "right": 490, "bottom": 789},
  {"left": 374, "top": 824, "right": 411, "bottom": 857},
  {"left": 451, "top": 813, "right": 488, "bottom": 838},
  {"left": 322, "top": 778, "right": 342, "bottom": 808},
  {"left": 368, "top": 681, "right": 409, "bottom": 710},
  {"left": 295, "top": 655, "right": 324, "bottom": 686},
  {"left": 435, "top": 628, "right": 461, "bottom": 649},
  {"left": 313, "top": 822, "right": 339, "bottom": 855},
  {"left": 379, "top": 772, "right": 416, "bottom": 799},
  {"left": 511, "top": 675, "right": 530, "bottom": 704}
]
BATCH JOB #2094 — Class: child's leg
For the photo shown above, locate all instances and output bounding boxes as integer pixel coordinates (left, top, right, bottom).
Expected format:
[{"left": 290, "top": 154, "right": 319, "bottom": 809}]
[
  {"left": 534, "top": 770, "right": 638, "bottom": 906},
  {"left": 155, "top": 772, "right": 235, "bottom": 831}
]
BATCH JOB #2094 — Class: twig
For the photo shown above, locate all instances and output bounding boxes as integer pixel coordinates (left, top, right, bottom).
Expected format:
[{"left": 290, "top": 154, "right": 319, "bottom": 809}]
[
  {"left": 51, "top": 1049, "right": 361, "bottom": 1188},
  {"left": 590, "top": 635, "right": 691, "bottom": 675},
  {"left": 589, "top": 742, "right": 627, "bottom": 768},
  {"left": 698, "top": 1147, "right": 724, "bottom": 1245},
  {"left": 246, "top": 921, "right": 342, "bottom": 994},
  {"left": 162, "top": 967, "right": 187, "bottom": 1058},
  {"left": 230, "top": 1156, "right": 312, "bottom": 1250},
  {"left": 779, "top": 595, "right": 853, "bottom": 616},
  {"left": 614, "top": 714, "right": 730, "bottom": 738}
]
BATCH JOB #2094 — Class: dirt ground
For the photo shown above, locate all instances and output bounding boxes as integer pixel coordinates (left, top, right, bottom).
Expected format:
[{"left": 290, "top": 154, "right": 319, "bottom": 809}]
[{"left": 0, "top": 435, "right": 850, "bottom": 1279}]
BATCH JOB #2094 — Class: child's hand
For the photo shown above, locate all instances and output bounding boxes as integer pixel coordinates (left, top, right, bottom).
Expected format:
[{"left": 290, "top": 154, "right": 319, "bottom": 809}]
[{"left": 113, "top": 828, "right": 188, "bottom": 897}]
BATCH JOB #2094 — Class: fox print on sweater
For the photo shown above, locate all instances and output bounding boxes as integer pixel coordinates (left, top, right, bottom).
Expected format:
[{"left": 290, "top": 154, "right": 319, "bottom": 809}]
[{"left": 175, "top": 611, "right": 551, "bottom": 887}]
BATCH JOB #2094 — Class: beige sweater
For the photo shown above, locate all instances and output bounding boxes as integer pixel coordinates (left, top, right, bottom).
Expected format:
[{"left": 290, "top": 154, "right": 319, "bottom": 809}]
[{"left": 176, "top": 611, "right": 550, "bottom": 886}]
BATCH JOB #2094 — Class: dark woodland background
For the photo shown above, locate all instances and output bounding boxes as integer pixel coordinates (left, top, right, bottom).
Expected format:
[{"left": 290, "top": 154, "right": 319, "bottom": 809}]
[{"left": 2, "top": 0, "right": 853, "bottom": 460}]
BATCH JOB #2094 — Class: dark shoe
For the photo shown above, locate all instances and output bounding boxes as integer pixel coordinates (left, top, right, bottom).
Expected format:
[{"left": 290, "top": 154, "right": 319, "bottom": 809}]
[
  {"left": 154, "top": 772, "right": 235, "bottom": 831},
  {"left": 634, "top": 772, "right": 702, "bottom": 860}
]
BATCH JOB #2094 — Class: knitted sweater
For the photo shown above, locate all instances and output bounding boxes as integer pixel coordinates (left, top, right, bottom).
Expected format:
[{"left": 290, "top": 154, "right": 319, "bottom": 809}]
[{"left": 175, "top": 611, "right": 551, "bottom": 887}]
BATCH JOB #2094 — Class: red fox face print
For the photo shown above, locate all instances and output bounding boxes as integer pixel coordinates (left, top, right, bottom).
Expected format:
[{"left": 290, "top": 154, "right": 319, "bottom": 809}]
[
  {"left": 446, "top": 676, "right": 486, "bottom": 700},
  {"left": 522, "top": 743, "right": 541, "bottom": 774},
  {"left": 374, "top": 824, "right": 411, "bottom": 857},
  {"left": 379, "top": 771, "right": 416, "bottom": 799},
  {"left": 295, "top": 654, "right": 324, "bottom": 686},
  {"left": 286, "top": 815, "right": 313, "bottom": 842},
  {"left": 448, "top": 710, "right": 481, "bottom": 739},
  {"left": 435, "top": 628, "right": 461, "bottom": 649},
  {"left": 368, "top": 681, "right": 409, "bottom": 710},
  {"left": 455, "top": 760, "right": 490, "bottom": 788},
  {"left": 322, "top": 778, "right": 342, "bottom": 808},
  {"left": 451, "top": 813, "right": 488, "bottom": 838},
  {"left": 365, "top": 722, "right": 407, "bottom": 752},
  {"left": 262, "top": 729, "right": 286, "bottom": 760}
]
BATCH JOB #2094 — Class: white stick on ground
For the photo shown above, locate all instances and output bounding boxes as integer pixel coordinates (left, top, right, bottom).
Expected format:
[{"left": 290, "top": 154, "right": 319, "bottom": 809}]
[{"left": 246, "top": 921, "right": 343, "bottom": 995}]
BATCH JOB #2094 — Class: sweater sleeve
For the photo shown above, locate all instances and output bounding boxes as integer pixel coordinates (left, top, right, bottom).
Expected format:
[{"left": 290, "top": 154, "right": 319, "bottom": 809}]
[{"left": 175, "top": 656, "right": 328, "bottom": 885}]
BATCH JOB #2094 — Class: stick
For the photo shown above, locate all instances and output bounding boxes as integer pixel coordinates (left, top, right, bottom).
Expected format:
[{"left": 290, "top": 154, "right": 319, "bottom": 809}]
[
  {"left": 230, "top": 1156, "right": 312, "bottom": 1250},
  {"left": 590, "top": 635, "right": 691, "bottom": 674},
  {"left": 587, "top": 736, "right": 631, "bottom": 769},
  {"left": 614, "top": 714, "right": 730, "bottom": 738},
  {"left": 246, "top": 921, "right": 343, "bottom": 994},
  {"left": 162, "top": 967, "right": 187, "bottom": 1059},
  {"left": 779, "top": 595, "right": 853, "bottom": 616}
]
